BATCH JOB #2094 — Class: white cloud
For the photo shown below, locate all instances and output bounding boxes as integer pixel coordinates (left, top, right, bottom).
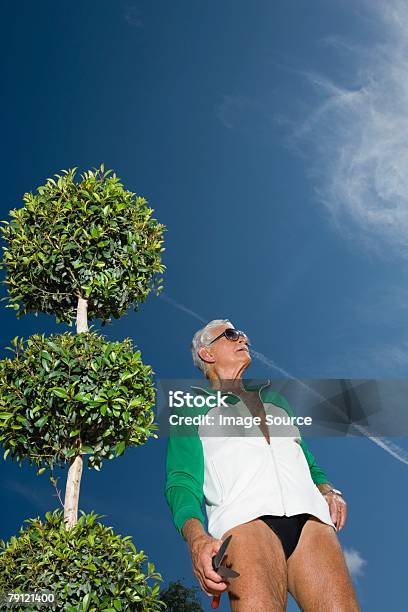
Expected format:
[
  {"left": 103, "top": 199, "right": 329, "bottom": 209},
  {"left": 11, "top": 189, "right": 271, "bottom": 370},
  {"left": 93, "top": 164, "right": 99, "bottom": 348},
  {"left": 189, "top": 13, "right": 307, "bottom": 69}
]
[
  {"left": 343, "top": 547, "right": 367, "bottom": 578},
  {"left": 124, "top": 3, "right": 142, "bottom": 28},
  {"left": 6, "top": 480, "right": 50, "bottom": 511},
  {"left": 216, "top": 95, "right": 265, "bottom": 130},
  {"left": 317, "top": 337, "right": 408, "bottom": 378},
  {"left": 342, "top": 283, "right": 408, "bottom": 325},
  {"left": 291, "top": 0, "right": 408, "bottom": 259}
]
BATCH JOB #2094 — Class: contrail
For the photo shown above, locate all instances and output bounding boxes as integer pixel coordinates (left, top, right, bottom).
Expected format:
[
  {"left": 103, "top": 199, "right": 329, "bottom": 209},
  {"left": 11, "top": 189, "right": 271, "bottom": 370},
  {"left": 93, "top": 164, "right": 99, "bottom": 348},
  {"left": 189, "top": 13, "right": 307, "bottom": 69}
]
[
  {"left": 159, "top": 293, "right": 207, "bottom": 323},
  {"left": 252, "top": 350, "right": 408, "bottom": 465},
  {"left": 159, "top": 292, "right": 408, "bottom": 465}
]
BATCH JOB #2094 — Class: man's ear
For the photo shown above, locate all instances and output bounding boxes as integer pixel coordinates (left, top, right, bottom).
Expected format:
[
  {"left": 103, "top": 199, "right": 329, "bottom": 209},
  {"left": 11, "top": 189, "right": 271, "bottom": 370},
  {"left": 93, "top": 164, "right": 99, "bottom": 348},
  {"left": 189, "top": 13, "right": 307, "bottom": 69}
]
[{"left": 198, "top": 345, "right": 215, "bottom": 364}]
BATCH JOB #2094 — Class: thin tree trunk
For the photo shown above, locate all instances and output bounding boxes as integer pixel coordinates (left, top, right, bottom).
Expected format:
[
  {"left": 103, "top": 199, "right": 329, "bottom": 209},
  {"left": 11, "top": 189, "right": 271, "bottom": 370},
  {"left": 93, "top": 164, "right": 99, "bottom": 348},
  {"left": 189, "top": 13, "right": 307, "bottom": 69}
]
[
  {"left": 63, "top": 294, "right": 88, "bottom": 529},
  {"left": 64, "top": 453, "right": 83, "bottom": 529},
  {"left": 76, "top": 295, "right": 88, "bottom": 333}
]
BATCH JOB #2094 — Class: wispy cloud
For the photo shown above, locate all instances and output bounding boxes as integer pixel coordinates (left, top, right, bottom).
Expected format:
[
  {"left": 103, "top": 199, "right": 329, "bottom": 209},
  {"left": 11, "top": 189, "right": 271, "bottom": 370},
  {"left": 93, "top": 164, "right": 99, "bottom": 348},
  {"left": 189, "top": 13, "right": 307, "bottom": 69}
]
[
  {"left": 321, "top": 340, "right": 408, "bottom": 378},
  {"left": 344, "top": 547, "right": 367, "bottom": 579},
  {"left": 290, "top": 0, "right": 408, "bottom": 259},
  {"left": 316, "top": 283, "right": 408, "bottom": 377},
  {"left": 124, "top": 3, "right": 142, "bottom": 28},
  {"left": 216, "top": 95, "right": 266, "bottom": 130},
  {"left": 342, "top": 283, "right": 408, "bottom": 326},
  {"left": 6, "top": 480, "right": 50, "bottom": 512}
]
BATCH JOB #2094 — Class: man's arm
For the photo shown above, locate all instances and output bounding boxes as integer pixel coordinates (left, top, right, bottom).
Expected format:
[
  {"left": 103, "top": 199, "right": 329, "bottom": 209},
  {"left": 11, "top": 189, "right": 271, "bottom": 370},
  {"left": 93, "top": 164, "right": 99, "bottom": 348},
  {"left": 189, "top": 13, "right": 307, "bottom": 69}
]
[
  {"left": 164, "top": 419, "right": 206, "bottom": 535},
  {"left": 182, "top": 517, "right": 207, "bottom": 547},
  {"left": 298, "top": 437, "right": 332, "bottom": 486},
  {"left": 164, "top": 416, "right": 228, "bottom": 595}
]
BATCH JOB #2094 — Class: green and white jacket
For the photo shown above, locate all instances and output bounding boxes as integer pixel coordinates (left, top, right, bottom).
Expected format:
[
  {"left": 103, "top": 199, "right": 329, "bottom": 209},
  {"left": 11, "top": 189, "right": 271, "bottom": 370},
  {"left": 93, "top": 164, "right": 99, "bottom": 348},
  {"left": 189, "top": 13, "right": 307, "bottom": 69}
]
[{"left": 164, "top": 379, "right": 335, "bottom": 539}]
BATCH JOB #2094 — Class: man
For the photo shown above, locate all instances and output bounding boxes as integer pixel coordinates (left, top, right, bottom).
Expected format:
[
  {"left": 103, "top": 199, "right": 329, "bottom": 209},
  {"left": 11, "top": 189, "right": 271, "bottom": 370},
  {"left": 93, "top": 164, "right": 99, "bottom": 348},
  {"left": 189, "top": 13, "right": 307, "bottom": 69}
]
[{"left": 164, "top": 319, "right": 360, "bottom": 611}]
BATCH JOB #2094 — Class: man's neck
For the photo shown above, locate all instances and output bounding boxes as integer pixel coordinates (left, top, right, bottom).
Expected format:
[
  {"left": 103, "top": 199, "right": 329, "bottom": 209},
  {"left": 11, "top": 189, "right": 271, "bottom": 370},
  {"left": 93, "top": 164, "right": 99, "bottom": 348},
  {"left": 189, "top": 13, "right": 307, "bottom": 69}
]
[{"left": 207, "top": 372, "right": 246, "bottom": 394}]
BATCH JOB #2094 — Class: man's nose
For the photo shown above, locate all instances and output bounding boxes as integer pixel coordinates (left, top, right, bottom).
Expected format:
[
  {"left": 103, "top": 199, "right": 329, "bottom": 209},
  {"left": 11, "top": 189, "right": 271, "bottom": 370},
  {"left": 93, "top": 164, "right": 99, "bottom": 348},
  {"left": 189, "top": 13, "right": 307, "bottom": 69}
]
[{"left": 239, "top": 333, "right": 251, "bottom": 346}]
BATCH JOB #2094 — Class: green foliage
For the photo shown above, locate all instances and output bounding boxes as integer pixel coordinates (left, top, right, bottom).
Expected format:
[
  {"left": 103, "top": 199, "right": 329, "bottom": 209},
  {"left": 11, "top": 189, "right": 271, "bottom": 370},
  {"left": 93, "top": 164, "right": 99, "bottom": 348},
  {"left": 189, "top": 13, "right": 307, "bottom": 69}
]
[
  {"left": 159, "top": 580, "right": 203, "bottom": 611},
  {"left": 0, "top": 330, "right": 157, "bottom": 472},
  {"left": 0, "top": 509, "right": 165, "bottom": 611},
  {"left": 0, "top": 165, "right": 166, "bottom": 325}
]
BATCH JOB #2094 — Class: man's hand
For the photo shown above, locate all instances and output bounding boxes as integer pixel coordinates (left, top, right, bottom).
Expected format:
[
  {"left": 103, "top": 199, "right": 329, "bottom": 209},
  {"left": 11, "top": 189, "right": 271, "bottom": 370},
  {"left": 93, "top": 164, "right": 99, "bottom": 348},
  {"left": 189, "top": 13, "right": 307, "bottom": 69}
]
[
  {"left": 190, "top": 533, "right": 229, "bottom": 597},
  {"left": 182, "top": 519, "right": 229, "bottom": 597},
  {"left": 317, "top": 484, "right": 347, "bottom": 531}
]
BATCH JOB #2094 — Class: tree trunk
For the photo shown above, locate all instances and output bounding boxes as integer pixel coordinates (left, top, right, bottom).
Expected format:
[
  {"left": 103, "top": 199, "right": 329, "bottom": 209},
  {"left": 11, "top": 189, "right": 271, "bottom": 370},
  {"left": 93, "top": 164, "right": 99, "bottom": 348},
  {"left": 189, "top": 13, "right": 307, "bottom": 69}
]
[
  {"left": 63, "top": 295, "right": 89, "bottom": 529},
  {"left": 64, "top": 453, "right": 83, "bottom": 529},
  {"left": 76, "top": 295, "right": 88, "bottom": 333}
]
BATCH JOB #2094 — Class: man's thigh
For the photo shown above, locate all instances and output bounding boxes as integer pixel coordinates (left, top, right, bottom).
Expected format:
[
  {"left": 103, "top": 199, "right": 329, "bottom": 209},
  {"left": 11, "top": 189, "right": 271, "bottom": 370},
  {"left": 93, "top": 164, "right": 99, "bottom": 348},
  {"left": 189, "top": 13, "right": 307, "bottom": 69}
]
[
  {"left": 220, "top": 518, "right": 288, "bottom": 612},
  {"left": 287, "top": 516, "right": 360, "bottom": 612}
]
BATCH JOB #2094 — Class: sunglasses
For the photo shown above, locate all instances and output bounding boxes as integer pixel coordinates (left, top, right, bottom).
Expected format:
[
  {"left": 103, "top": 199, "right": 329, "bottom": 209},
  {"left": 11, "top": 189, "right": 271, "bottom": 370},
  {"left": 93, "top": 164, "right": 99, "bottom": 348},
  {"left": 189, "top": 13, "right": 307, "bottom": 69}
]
[{"left": 208, "top": 328, "right": 251, "bottom": 346}]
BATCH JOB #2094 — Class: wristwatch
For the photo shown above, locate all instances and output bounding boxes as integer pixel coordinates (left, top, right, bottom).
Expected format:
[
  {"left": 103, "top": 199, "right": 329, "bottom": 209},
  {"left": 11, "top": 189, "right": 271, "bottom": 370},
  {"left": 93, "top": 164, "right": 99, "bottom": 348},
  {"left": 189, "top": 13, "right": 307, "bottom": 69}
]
[{"left": 324, "top": 487, "right": 343, "bottom": 496}]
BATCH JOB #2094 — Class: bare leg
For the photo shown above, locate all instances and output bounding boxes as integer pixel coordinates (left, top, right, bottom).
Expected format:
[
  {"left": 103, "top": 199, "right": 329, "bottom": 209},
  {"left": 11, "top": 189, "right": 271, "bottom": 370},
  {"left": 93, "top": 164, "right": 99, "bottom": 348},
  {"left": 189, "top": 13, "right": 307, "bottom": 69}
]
[
  {"left": 221, "top": 518, "right": 288, "bottom": 612},
  {"left": 287, "top": 516, "right": 360, "bottom": 612}
]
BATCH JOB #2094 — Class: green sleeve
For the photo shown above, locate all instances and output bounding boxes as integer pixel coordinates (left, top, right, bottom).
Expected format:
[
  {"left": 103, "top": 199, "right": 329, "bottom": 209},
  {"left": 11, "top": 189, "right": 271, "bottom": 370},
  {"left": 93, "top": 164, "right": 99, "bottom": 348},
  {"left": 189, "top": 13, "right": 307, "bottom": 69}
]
[
  {"left": 262, "top": 389, "right": 330, "bottom": 485},
  {"left": 298, "top": 438, "right": 330, "bottom": 484},
  {"left": 164, "top": 414, "right": 206, "bottom": 536}
]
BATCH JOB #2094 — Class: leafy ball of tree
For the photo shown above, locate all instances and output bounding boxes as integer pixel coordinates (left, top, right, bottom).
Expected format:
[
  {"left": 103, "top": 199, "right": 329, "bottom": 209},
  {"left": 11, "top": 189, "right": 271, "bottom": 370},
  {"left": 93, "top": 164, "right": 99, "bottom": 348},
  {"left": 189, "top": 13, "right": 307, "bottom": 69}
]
[
  {"left": 0, "top": 166, "right": 166, "bottom": 325},
  {"left": 0, "top": 331, "right": 157, "bottom": 474},
  {"left": 0, "top": 510, "right": 164, "bottom": 612}
]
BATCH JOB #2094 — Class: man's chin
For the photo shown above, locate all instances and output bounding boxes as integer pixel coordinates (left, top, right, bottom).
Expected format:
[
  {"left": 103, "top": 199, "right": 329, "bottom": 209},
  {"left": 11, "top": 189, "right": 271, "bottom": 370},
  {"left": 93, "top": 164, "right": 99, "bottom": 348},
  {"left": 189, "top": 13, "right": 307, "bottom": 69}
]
[{"left": 238, "top": 353, "right": 252, "bottom": 365}]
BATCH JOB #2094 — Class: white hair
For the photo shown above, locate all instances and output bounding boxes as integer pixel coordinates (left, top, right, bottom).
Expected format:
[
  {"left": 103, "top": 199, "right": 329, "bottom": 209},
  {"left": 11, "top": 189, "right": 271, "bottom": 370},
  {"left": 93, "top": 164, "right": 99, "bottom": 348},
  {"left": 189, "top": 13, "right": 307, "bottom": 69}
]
[{"left": 191, "top": 319, "right": 234, "bottom": 377}]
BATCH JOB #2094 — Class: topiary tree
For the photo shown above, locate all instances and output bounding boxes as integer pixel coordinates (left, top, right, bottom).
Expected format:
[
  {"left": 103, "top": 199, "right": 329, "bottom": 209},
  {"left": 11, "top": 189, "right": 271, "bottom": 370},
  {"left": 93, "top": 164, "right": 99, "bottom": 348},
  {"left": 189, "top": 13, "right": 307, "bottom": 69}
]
[
  {"left": 0, "top": 510, "right": 163, "bottom": 611},
  {"left": 0, "top": 331, "right": 156, "bottom": 526},
  {"left": 0, "top": 165, "right": 164, "bottom": 326},
  {"left": 159, "top": 580, "right": 203, "bottom": 612},
  {"left": 0, "top": 166, "right": 166, "bottom": 610}
]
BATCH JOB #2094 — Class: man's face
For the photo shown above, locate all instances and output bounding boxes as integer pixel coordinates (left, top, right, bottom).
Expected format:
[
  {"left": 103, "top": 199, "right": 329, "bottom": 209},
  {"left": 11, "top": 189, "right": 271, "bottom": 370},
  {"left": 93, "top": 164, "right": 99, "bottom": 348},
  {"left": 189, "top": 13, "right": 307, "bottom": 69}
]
[{"left": 200, "top": 324, "right": 252, "bottom": 372}]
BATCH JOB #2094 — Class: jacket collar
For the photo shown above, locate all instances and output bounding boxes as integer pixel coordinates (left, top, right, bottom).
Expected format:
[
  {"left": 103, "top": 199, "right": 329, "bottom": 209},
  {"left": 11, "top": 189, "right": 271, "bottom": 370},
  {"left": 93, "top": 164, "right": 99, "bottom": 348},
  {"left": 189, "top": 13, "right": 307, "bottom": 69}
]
[{"left": 190, "top": 378, "right": 271, "bottom": 404}]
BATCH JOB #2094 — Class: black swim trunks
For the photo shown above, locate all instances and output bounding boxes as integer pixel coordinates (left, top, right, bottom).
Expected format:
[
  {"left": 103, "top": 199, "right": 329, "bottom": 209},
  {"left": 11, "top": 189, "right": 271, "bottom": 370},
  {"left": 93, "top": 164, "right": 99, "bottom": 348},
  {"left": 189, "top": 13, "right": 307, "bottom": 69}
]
[{"left": 258, "top": 513, "right": 310, "bottom": 559}]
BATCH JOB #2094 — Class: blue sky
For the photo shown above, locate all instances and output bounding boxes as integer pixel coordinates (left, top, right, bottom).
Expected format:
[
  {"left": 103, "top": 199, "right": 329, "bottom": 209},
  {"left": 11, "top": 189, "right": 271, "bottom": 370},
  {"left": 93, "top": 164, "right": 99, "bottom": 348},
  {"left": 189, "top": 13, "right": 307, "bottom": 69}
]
[{"left": 2, "top": 0, "right": 408, "bottom": 609}]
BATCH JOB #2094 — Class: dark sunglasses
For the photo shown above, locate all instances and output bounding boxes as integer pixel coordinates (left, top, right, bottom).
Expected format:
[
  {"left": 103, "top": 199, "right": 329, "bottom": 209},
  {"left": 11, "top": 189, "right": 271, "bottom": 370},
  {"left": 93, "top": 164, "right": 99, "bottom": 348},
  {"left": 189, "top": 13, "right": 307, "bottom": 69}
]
[{"left": 208, "top": 328, "right": 251, "bottom": 346}]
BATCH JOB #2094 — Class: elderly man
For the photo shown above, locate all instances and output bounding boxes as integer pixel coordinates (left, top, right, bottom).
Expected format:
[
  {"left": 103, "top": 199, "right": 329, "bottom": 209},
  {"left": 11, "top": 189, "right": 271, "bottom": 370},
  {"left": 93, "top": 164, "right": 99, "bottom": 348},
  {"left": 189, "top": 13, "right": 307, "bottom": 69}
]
[{"left": 164, "top": 319, "right": 359, "bottom": 611}]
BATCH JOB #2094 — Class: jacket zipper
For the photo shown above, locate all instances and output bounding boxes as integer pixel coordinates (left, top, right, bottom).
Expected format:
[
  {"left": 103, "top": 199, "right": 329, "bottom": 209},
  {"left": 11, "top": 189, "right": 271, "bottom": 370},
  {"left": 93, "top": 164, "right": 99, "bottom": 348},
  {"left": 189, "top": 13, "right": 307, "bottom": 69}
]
[
  {"left": 191, "top": 380, "right": 286, "bottom": 512},
  {"left": 268, "top": 438, "right": 286, "bottom": 513},
  {"left": 257, "top": 382, "right": 286, "bottom": 513},
  {"left": 229, "top": 381, "right": 286, "bottom": 514}
]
